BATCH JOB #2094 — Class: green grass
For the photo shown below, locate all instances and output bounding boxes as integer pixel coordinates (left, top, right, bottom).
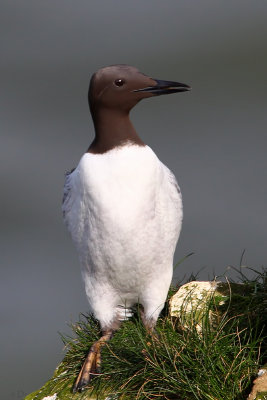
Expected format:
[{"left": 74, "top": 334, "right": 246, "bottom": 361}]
[
  {"left": 25, "top": 267, "right": 267, "bottom": 400},
  {"left": 54, "top": 268, "right": 266, "bottom": 400}
]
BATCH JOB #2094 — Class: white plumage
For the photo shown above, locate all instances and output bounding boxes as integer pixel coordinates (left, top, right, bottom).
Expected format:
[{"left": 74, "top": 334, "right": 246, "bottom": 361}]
[{"left": 63, "top": 144, "right": 182, "bottom": 329}]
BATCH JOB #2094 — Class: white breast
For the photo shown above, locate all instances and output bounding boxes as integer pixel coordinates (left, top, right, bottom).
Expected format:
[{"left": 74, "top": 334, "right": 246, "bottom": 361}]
[{"left": 63, "top": 144, "right": 182, "bottom": 325}]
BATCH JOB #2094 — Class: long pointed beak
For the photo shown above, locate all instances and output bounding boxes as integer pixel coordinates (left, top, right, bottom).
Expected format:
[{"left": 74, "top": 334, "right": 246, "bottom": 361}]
[{"left": 133, "top": 79, "right": 191, "bottom": 95}]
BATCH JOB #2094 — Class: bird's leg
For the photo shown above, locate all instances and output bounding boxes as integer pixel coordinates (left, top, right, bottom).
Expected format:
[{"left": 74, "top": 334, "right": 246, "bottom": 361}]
[
  {"left": 140, "top": 309, "right": 161, "bottom": 347},
  {"left": 73, "top": 329, "right": 113, "bottom": 393},
  {"left": 140, "top": 308, "right": 157, "bottom": 333}
]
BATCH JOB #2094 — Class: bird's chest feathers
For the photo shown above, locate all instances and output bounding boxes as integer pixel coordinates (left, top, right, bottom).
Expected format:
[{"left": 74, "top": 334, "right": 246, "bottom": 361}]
[
  {"left": 65, "top": 145, "right": 181, "bottom": 285},
  {"left": 78, "top": 146, "right": 160, "bottom": 233}
]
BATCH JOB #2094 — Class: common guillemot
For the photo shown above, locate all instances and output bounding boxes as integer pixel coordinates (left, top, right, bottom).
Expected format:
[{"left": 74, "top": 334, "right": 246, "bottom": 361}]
[{"left": 62, "top": 65, "right": 190, "bottom": 392}]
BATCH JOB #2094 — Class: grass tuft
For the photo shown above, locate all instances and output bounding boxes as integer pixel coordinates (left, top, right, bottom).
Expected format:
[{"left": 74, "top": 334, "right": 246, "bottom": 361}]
[{"left": 32, "top": 267, "right": 267, "bottom": 400}]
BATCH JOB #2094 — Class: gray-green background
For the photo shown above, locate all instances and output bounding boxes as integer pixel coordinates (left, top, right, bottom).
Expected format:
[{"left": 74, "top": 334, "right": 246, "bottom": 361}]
[{"left": 1, "top": 1, "right": 267, "bottom": 398}]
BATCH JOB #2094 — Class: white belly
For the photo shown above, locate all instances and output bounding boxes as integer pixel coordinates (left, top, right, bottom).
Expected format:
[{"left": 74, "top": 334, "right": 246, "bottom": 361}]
[{"left": 63, "top": 145, "right": 182, "bottom": 321}]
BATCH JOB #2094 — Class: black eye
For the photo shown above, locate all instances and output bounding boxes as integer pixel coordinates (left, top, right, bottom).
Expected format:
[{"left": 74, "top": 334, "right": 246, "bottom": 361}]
[{"left": 114, "top": 79, "right": 125, "bottom": 87}]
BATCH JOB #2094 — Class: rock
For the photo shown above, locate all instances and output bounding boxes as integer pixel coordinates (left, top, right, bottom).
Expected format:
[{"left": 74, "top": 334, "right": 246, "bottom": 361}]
[
  {"left": 169, "top": 281, "right": 226, "bottom": 333},
  {"left": 247, "top": 365, "right": 267, "bottom": 400}
]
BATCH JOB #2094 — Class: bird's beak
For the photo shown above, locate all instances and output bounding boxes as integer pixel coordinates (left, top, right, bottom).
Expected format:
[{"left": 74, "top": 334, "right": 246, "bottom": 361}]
[{"left": 133, "top": 79, "right": 191, "bottom": 96}]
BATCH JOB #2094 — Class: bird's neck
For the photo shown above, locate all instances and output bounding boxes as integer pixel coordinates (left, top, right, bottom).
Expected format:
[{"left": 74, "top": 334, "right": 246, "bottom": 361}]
[{"left": 87, "top": 108, "right": 145, "bottom": 154}]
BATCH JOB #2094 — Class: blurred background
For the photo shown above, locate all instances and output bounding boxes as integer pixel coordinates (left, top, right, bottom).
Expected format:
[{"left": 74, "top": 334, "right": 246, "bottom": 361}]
[{"left": 1, "top": 1, "right": 267, "bottom": 398}]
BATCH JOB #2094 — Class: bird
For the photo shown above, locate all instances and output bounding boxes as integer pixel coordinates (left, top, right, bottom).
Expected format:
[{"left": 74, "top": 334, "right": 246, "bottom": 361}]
[{"left": 62, "top": 64, "right": 190, "bottom": 392}]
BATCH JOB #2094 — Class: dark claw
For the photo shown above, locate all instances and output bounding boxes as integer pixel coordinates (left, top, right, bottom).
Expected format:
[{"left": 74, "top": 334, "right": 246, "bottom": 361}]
[
  {"left": 73, "top": 378, "right": 89, "bottom": 393},
  {"left": 72, "top": 382, "right": 87, "bottom": 393}
]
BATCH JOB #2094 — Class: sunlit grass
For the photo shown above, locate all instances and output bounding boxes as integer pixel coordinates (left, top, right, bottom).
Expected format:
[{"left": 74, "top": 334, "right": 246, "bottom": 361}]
[
  {"left": 56, "top": 268, "right": 266, "bottom": 400},
  {"left": 25, "top": 267, "right": 267, "bottom": 400}
]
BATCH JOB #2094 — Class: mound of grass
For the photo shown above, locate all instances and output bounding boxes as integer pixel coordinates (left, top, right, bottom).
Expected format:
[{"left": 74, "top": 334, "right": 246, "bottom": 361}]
[{"left": 25, "top": 268, "right": 267, "bottom": 400}]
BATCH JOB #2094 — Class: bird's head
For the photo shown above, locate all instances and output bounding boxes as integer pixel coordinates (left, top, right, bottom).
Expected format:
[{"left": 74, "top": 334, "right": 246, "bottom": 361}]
[{"left": 88, "top": 64, "right": 191, "bottom": 116}]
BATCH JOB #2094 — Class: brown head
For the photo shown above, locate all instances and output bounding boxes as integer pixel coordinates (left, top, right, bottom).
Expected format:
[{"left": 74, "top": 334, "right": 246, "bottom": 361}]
[{"left": 87, "top": 65, "right": 191, "bottom": 153}]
